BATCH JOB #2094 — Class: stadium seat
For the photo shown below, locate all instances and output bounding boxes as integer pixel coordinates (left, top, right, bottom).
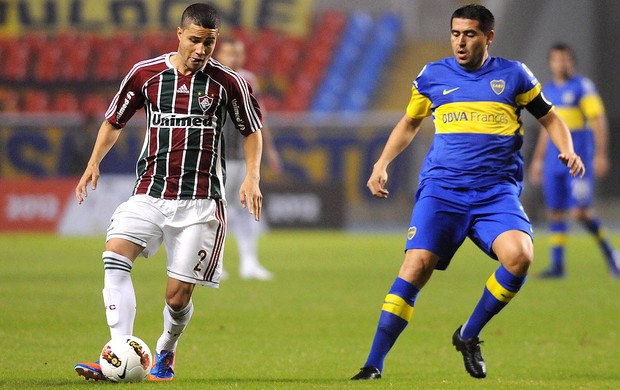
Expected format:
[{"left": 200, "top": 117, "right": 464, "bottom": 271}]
[
  {"left": 33, "top": 35, "right": 62, "bottom": 82},
  {"left": 3, "top": 38, "right": 30, "bottom": 81},
  {"left": 82, "top": 93, "right": 110, "bottom": 118},
  {"left": 92, "top": 35, "right": 123, "bottom": 81},
  {"left": 59, "top": 31, "right": 93, "bottom": 81},
  {"left": 22, "top": 90, "right": 51, "bottom": 113},
  {"left": 51, "top": 91, "right": 80, "bottom": 112}
]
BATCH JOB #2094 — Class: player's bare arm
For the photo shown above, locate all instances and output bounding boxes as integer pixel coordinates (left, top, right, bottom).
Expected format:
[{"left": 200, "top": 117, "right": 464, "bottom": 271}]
[
  {"left": 537, "top": 110, "right": 585, "bottom": 178},
  {"left": 75, "top": 121, "right": 123, "bottom": 204},
  {"left": 240, "top": 130, "right": 263, "bottom": 221},
  {"left": 590, "top": 113, "right": 610, "bottom": 178},
  {"left": 367, "top": 115, "right": 423, "bottom": 198},
  {"left": 528, "top": 126, "right": 550, "bottom": 185}
]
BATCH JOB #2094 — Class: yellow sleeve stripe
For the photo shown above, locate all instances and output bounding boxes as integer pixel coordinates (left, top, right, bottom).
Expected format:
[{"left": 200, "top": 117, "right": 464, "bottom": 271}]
[
  {"left": 485, "top": 273, "right": 516, "bottom": 303},
  {"left": 406, "top": 86, "right": 433, "bottom": 119},
  {"left": 549, "top": 233, "right": 568, "bottom": 246},
  {"left": 580, "top": 94, "right": 605, "bottom": 120},
  {"left": 382, "top": 293, "right": 414, "bottom": 321},
  {"left": 515, "top": 84, "right": 542, "bottom": 107},
  {"left": 555, "top": 107, "right": 586, "bottom": 130}
]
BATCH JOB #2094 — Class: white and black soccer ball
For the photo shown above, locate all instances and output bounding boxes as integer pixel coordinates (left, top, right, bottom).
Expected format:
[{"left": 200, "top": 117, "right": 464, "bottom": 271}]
[{"left": 99, "top": 336, "right": 152, "bottom": 382}]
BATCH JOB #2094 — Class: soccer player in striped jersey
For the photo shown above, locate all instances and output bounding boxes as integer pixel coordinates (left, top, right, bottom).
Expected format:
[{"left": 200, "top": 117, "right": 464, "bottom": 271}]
[
  {"left": 215, "top": 37, "right": 282, "bottom": 281},
  {"left": 74, "top": 3, "right": 264, "bottom": 381},
  {"left": 529, "top": 43, "right": 619, "bottom": 278},
  {"left": 351, "top": 4, "right": 585, "bottom": 380}
]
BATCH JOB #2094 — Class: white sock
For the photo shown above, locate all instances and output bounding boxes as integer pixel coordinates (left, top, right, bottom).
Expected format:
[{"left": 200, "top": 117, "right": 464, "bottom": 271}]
[
  {"left": 102, "top": 251, "right": 136, "bottom": 338},
  {"left": 156, "top": 301, "right": 194, "bottom": 353}
]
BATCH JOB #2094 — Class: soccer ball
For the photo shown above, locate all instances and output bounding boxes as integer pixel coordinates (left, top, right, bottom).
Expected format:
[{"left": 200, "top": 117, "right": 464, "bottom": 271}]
[{"left": 99, "top": 336, "right": 152, "bottom": 382}]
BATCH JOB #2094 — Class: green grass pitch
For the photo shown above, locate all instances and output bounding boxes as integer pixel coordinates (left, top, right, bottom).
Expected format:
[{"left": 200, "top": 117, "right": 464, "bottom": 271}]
[{"left": 1, "top": 230, "right": 619, "bottom": 389}]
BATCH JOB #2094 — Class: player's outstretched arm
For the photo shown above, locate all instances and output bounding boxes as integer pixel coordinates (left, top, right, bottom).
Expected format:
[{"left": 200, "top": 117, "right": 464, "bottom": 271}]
[
  {"left": 367, "top": 115, "right": 423, "bottom": 198},
  {"left": 75, "top": 120, "right": 123, "bottom": 204},
  {"left": 240, "top": 131, "right": 263, "bottom": 221},
  {"left": 537, "top": 110, "right": 585, "bottom": 178}
]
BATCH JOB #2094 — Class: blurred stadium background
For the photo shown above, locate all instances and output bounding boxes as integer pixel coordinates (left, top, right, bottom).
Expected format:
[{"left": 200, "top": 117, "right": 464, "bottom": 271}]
[{"left": 1, "top": 0, "right": 619, "bottom": 234}]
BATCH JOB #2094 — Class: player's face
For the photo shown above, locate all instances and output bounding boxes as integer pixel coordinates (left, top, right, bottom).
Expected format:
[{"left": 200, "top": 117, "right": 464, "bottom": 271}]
[
  {"left": 175, "top": 23, "right": 218, "bottom": 75},
  {"left": 450, "top": 18, "right": 494, "bottom": 71},
  {"left": 548, "top": 49, "right": 575, "bottom": 81},
  {"left": 216, "top": 42, "right": 245, "bottom": 70}
]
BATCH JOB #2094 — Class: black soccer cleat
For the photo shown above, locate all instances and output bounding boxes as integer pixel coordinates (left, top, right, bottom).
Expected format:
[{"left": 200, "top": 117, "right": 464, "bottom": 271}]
[
  {"left": 452, "top": 325, "right": 487, "bottom": 378},
  {"left": 351, "top": 366, "right": 382, "bottom": 380}
]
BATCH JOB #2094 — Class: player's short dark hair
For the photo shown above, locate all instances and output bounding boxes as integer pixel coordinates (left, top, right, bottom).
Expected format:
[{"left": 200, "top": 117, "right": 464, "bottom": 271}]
[
  {"left": 549, "top": 42, "right": 576, "bottom": 61},
  {"left": 181, "top": 3, "right": 221, "bottom": 30},
  {"left": 451, "top": 4, "right": 495, "bottom": 35}
]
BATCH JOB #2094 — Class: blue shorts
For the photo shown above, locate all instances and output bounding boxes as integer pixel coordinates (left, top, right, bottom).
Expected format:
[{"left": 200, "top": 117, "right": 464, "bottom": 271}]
[
  {"left": 405, "top": 183, "right": 533, "bottom": 270},
  {"left": 542, "top": 166, "right": 594, "bottom": 210},
  {"left": 543, "top": 130, "right": 594, "bottom": 210}
]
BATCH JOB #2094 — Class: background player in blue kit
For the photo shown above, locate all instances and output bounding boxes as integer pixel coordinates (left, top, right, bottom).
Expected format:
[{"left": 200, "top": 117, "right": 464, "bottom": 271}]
[
  {"left": 529, "top": 43, "right": 619, "bottom": 278},
  {"left": 351, "top": 4, "right": 585, "bottom": 380}
]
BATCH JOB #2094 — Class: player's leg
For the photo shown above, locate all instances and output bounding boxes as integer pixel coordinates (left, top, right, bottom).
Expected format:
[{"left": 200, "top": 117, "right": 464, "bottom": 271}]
[
  {"left": 237, "top": 210, "right": 272, "bottom": 280},
  {"left": 540, "top": 209, "right": 569, "bottom": 277},
  {"left": 149, "top": 277, "right": 195, "bottom": 381},
  {"left": 455, "top": 230, "right": 532, "bottom": 379},
  {"left": 573, "top": 207, "right": 619, "bottom": 277},
  {"left": 352, "top": 189, "right": 467, "bottom": 380},
  {"left": 455, "top": 188, "right": 533, "bottom": 378},
  {"left": 351, "top": 249, "right": 438, "bottom": 380},
  {"left": 149, "top": 198, "right": 226, "bottom": 381},
  {"left": 76, "top": 196, "right": 164, "bottom": 381},
  {"left": 540, "top": 170, "right": 570, "bottom": 277},
  {"left": 226, "top": 160, "right": 272, "bottom": 280}
]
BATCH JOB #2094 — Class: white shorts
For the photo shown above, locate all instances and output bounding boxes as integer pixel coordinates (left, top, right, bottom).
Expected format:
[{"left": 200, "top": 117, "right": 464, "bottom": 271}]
[{"left": 107, "top": 195, "right": 227, "bottom": 288}]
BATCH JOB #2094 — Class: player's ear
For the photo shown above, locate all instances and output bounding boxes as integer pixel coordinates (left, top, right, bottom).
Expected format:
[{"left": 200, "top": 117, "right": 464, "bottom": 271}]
[
  {"left": 177, "top": 26, "right": 183, "bottom": 42},
  {"left": 486, "top": 29, "right": 495, "bottom": 46}
]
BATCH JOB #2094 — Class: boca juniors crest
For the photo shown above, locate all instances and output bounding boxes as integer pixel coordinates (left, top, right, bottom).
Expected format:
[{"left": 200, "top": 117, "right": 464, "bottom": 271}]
[{"left": 490, "top": 79, "right": 506, "bottom": 95}]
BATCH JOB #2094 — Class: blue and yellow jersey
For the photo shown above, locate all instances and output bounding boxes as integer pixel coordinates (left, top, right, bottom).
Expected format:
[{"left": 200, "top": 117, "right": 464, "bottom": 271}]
[
  {"left": 407, "top": 56, "right": 551, "bottom": 189},
  {"left": 542, "top": 75, "right": 603, "bottom": 169}
]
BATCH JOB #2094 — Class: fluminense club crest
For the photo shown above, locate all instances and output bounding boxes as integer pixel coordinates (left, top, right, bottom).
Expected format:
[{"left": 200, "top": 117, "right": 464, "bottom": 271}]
[
  {"left": 198, "top": 94, "right": 214, "bottom": 113},
  {"left": 490, "top": 79, "right": 505, "bottom": 95}
]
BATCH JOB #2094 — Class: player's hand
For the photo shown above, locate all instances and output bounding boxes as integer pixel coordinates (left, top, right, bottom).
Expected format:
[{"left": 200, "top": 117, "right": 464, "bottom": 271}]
[
  {"left": 558, "top": 152, "right": 585, "bottom": 178},
  {"left": 240, "top": 177, "right": 262, "bottom": 221},
  {"left": 367, "top": 165, "right": 390, "bottom": 199},
  {"left": 75, "top": 162, "right": 100, "bottom": 204}
]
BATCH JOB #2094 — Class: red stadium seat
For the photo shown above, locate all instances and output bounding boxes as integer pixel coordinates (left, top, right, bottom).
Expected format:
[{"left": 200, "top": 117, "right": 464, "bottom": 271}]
[
  {"left": 82, "top": 93, "right": 110, "bottom": 118},
  {"left": 33, "top": 36, "right": 62, "bottom": 82},
  {"left": 3, "top": 38, "right": 30, "bottom": 81},
  {"left": 58, "top": 31, "right": 93, "bottom": 81},
  {"left": 51, "top": 91, "right": 80, "bottom": 112},
  {"left": 22, "top": 90, "right": 51, "bottom": 113},
  {"left": 91, "top": 35, "right": 123, "bottom": 81}
]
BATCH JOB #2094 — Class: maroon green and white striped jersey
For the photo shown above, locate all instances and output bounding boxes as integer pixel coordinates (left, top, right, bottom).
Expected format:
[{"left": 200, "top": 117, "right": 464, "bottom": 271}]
[{"left": 105, "top": 52, "right": 263, "bottom": 200}]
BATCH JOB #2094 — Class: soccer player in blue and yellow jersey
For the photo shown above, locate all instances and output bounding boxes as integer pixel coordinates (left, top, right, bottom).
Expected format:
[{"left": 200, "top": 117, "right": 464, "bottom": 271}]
[
  {"left": 351, "top": 4, "right": 585, "bottom": 380},
  {"left": 529, "top": 43, "right": 618, "bottom": 278}
]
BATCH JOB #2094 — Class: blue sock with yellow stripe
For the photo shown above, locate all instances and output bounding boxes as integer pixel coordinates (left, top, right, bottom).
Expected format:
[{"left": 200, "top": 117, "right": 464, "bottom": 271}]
[
  {"left": 549, "top": 221, "right": 567, "bottom": 272},
  {"left": 460, "top": 265, "right": 525, "bottom": 339},
  {"left": 364, "top": 277, "right": 419, "bottom": 371}
]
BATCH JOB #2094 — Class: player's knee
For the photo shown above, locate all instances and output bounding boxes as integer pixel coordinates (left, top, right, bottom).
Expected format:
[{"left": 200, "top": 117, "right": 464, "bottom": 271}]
[
  {"left": 399, "top": 250, "right": 438, "bottom": 288},
  {"left": 500, "top": 244, "right": 533, "bottom": 276},
  {"left": 165, "top": 282, "right": 194, "bottom": 311}
]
